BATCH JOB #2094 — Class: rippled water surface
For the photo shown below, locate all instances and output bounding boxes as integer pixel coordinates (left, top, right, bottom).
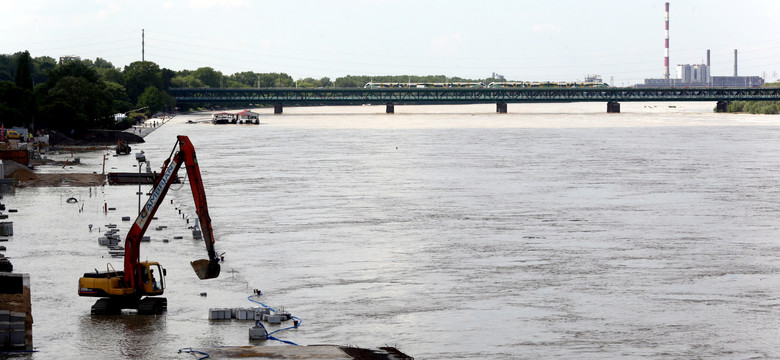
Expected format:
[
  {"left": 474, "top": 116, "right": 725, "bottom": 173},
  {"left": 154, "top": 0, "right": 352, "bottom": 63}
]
[{"left": 7, "top": 103, "right": 780, "bottom": 359}]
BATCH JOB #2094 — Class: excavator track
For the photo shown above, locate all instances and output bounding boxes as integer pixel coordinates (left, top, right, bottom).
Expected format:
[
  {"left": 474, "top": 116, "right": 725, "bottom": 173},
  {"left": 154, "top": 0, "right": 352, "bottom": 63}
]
[
  {"left": 91, "top": 298, "right": 122, "bottom": 315},
  {"left": 138, "top": 297, "right": 167, "bottom": 315}
]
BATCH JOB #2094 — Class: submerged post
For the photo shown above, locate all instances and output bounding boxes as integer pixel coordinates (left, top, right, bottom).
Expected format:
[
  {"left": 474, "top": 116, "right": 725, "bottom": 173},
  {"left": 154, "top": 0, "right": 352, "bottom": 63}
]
[
  {"left": 496, "top": 102, "right": 507, "bottom": 113},
  {"left": 274, "top": 104, "right": 283, "bottom": 114},
  {"left": 607, "top": 101, "right": 621, "bottom": 113}
]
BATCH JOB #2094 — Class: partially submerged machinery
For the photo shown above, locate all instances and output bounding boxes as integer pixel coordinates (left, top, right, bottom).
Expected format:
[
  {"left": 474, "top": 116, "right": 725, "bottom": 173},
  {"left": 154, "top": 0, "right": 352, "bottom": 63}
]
[
  {"left": 79, "top": 135, "right": 220, "bottom": 315},
  {"left": 116, "top": 140, "right": 131, "bottom": 155}
]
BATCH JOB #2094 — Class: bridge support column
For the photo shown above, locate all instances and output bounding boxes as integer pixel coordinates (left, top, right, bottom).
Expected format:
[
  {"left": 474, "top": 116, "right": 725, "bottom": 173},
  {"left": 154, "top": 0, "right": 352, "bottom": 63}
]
[
  {"left": 386, "top": 104, "right": 394, "bottom": 114},
  {"left": 496, "top": 102, "right": 507, "bottom": 113},
  {"left": 274, "top": 104, "right": 283, "bottom": 114},
  {"left": 716, "top": 101, "right": 730, "bottom": 113},
  {"left": 607, "top": 101, "right": 620, "bottom": 113}
]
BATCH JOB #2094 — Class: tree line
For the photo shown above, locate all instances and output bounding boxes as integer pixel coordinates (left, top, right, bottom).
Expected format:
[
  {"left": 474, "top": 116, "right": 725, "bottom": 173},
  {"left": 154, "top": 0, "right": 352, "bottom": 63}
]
[{"left": 0, "top": 51, "right": 503, "bottom": 139}]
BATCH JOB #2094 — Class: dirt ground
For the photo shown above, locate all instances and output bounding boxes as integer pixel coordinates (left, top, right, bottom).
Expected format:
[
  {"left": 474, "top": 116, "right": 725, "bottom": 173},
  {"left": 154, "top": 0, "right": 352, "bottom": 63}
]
[
  {"left": 15, "top": 172, "right": 106, "bottom": 187},
  {"left": 4, "top": 159, "right": 106, "bottom": 187}
]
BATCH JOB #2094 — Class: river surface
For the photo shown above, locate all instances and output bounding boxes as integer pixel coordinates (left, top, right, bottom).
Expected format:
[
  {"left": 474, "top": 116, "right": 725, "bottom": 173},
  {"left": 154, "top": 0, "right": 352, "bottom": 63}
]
[{"left": 6, "top": 102, "right": 780, "bottom": 359}]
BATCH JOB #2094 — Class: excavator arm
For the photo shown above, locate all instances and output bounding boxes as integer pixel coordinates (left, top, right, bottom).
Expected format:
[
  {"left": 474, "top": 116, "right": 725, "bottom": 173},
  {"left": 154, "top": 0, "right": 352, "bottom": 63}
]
[{"left": 123, "top": 135, "right": 220, "bottom": 291}]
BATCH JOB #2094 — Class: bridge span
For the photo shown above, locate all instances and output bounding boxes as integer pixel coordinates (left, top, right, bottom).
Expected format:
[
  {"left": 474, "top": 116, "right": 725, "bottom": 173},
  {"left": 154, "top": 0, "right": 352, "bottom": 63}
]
[{"left": 168, "top": 87, "right": 780, "bottom": 113}]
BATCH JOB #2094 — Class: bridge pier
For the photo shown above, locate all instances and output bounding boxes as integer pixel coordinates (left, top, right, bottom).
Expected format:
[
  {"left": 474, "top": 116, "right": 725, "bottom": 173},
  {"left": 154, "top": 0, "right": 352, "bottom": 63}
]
[
  {"left": 607, "top": 101, "right": 620, "bottom": 113},
  {"left": 274, "top": 104, "right": 283, "bottom": 114},
  {"left": 716, "top": 101, "right": 730, "bottom": 113},
  {"left": 386, "top": 104, "right": 394, "bottom": 114},
  {"left": 496, "top": 102, "right": 507, "bottom": 113}
]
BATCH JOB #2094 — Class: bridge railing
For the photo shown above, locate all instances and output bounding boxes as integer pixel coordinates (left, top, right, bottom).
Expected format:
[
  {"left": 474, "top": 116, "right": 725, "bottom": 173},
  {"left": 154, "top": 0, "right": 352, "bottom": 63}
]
[{"left": 168, "top": 87, "right": 780, "bottom": 105}]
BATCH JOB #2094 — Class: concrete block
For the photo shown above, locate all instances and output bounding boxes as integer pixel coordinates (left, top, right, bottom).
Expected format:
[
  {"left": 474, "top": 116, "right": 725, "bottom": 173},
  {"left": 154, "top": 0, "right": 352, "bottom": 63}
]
[
  {"left": 0, "top": 310, "right": 9, "bottom": 321},
  {"left": 9, "top": 330, "right": 24, "bottom": 346},
  {"left": 0, "top": 222, "right": 12, "bottom": 236},
  {"left": 209, "top": 308, "right": 223, "bottom": 320},
  {"left": 9, "top": 312, "right": 23, "bottom": 322},
  {"left": 237, "top": 309, "right": 249, "bottom": 320},
  {"left": 249, "top": 325, "right": 267, "bottom": 340}
]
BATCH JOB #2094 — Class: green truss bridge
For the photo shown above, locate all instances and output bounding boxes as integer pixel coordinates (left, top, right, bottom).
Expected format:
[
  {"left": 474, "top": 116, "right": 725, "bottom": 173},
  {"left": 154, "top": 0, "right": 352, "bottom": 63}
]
[{"left": 168, "top": 87, "right": 780, "bottom": 113}]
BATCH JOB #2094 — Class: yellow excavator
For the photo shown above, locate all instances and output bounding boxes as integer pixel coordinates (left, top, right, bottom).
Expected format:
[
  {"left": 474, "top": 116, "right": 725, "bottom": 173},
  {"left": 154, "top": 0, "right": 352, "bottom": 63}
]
[{"left": 78, "top": 136, "right": 220, "bottom": 315}]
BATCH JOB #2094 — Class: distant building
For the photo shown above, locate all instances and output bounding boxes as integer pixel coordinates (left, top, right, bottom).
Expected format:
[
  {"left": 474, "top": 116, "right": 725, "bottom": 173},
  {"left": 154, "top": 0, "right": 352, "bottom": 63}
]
[
  {"left": 677, "top": 64, "right": 710, "bottom": 84},
  {"left": 59, "top": 55, "right": 81, "bottom": 64},
  {"left": 637, "top": 48, "right": 763, "bottom": 88},
  {"left": 711, "top": 76, "right": 764, "bottom": 87}
]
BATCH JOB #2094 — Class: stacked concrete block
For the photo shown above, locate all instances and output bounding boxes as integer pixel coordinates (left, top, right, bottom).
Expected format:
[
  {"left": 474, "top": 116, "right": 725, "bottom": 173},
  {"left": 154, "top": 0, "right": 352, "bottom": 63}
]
[
  {"left": 0, "top": 273, "right": 32, "bottom": 351},
  {"left": 209, "top": 307, "right": 291, "bottom": 323}
]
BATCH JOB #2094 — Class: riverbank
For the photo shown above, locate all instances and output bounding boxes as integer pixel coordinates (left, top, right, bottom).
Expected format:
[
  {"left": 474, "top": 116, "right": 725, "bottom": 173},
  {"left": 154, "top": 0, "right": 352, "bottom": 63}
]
[{"left": 5, "top": 115, "right": 173, "bottom": 187}]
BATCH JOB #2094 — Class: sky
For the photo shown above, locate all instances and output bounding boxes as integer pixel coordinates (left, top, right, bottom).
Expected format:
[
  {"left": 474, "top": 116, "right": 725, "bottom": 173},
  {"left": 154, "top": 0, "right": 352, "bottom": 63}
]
[{"left": 2, "top": 0, "right": 779, "bottom": 85}]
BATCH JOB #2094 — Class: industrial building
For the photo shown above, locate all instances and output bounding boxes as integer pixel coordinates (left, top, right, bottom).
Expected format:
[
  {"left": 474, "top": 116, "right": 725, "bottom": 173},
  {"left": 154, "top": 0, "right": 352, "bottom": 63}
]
[
  {"left": 636, "top": 2, "right": 764, "bottom": 88},
  {"left": 638, "top": 50, "right": 764, "bottom": 88}
]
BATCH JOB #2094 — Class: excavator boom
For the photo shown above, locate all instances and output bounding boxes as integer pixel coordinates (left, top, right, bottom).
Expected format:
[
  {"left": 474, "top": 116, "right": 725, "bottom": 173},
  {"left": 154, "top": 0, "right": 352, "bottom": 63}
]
[
  {"left": 123, "top": 135, "right": 220, "bottom": 290},
  {"left": 177, "top": 136, "right": 220, "bottom": 280}
]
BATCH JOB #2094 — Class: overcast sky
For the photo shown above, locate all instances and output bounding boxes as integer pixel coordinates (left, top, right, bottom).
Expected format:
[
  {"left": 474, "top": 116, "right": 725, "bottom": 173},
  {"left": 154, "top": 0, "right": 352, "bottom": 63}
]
[{"left": 2, "top": 0, "right": 779, "bottom": 85}]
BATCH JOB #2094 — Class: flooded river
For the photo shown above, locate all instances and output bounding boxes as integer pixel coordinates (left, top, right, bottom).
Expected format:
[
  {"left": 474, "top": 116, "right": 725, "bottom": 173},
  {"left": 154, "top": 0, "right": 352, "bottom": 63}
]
[{"left": 6, "top": 102, "right": 780, "bottom": 359}]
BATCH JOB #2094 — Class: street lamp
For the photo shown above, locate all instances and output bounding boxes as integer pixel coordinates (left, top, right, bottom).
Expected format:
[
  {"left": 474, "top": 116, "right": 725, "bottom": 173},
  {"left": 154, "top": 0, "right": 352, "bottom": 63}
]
[{"left": 135, "top": 151, "right": 146, "bottom": 214}]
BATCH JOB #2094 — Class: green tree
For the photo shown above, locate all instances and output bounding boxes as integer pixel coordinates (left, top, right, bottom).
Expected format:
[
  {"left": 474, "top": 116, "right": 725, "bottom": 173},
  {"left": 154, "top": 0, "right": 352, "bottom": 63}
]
[
  {"left": 103, "top": 81, "right": 132, "bottom": 112},
  {"left": 93, "top": 57, "right": 114, "bottom": 69},
  {"left": 14, "top": 51, "right": 33, "bottom": 90},
  {"left": 192, "top": 67, "right": 223, "bottom": 88},
  {"left": 297, "top": 77, "right": 318, "bottom": 88},
  {"left": 39, "top": 76, "right": 112, "bottom": 135},
  {"left": 0, "top": 81, "right": 29, "bottom": 126},
  {"left": 161, "top": 68, "right": 176, "bottom": 90},
  {"left": 47, "top": 60, "right": 100, "bottom": 86},
  {"left": 123, "top": 61, "right": 162, "bottom": 104},
  {"left": 334, "top": 75, "right": 369, "bottom": 88},
  {"left": 0, "top": 55, "right": 13, "bottom": 81},
  {"left": 170, "top": 75, "right": 205, "bottom": 88},
  {"left": 136, "top": 86, "right": 166, "bottom": 114},
  {"left": 256, "top": 73, "right": 294, "bottom": 87},
  {"left": 98, "top": 67, "right": 123, "bottom": 84},
  {"left": 32, "top": 56, "right": 56, "bottom": 85},
  {"left": 13, "top": 51, "right": 36, "bottom": 130}
]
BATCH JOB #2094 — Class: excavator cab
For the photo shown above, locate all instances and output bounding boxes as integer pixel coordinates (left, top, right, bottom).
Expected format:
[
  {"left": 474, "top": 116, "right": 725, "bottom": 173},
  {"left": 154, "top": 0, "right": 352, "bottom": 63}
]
[{"left": 140, "top": 261, "right": 166, "bottom": 295}]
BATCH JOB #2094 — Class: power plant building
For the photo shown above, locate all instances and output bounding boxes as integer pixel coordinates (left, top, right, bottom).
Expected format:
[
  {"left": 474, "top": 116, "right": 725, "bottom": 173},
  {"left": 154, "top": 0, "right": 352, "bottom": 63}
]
[
  {"left": 637, "top": 54, "right": 764, "bottom": 88},
  {"left": 677, "top": 64, "right": 709, "bottom": 84},
  {"left": 636, "top": 3, "right": 763, "bottom": 88}
]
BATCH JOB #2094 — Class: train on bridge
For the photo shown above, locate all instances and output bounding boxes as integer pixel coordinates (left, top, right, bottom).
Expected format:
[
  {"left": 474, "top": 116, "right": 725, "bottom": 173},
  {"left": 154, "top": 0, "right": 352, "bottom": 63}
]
[{"left": 364, "top": 80, "right": 609, "bottom": 89}]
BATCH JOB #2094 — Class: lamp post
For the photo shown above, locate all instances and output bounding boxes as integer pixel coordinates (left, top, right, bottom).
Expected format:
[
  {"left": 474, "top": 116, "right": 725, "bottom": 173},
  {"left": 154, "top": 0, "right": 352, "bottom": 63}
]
[{"left": 135, "top": 151, "right": 146, "bottom": 214}]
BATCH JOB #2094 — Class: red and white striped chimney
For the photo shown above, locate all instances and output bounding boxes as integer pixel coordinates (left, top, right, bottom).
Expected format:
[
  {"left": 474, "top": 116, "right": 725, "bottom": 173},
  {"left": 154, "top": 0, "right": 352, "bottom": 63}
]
[{"left": 664, "top": 2, "right": 670, "bottom": 79}]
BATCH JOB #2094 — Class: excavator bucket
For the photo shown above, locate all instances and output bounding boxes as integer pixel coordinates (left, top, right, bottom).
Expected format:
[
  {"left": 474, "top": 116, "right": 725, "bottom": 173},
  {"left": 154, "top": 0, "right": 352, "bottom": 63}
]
[{"left": 191, "top": 259, "right": 221, "bottom": 280}]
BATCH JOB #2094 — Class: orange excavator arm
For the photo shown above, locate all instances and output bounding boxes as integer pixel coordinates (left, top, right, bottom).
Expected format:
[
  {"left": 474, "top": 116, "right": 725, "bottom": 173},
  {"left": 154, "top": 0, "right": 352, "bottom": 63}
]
[{"left": 123, "top": 135, "right": 220, "bottom": 291}]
